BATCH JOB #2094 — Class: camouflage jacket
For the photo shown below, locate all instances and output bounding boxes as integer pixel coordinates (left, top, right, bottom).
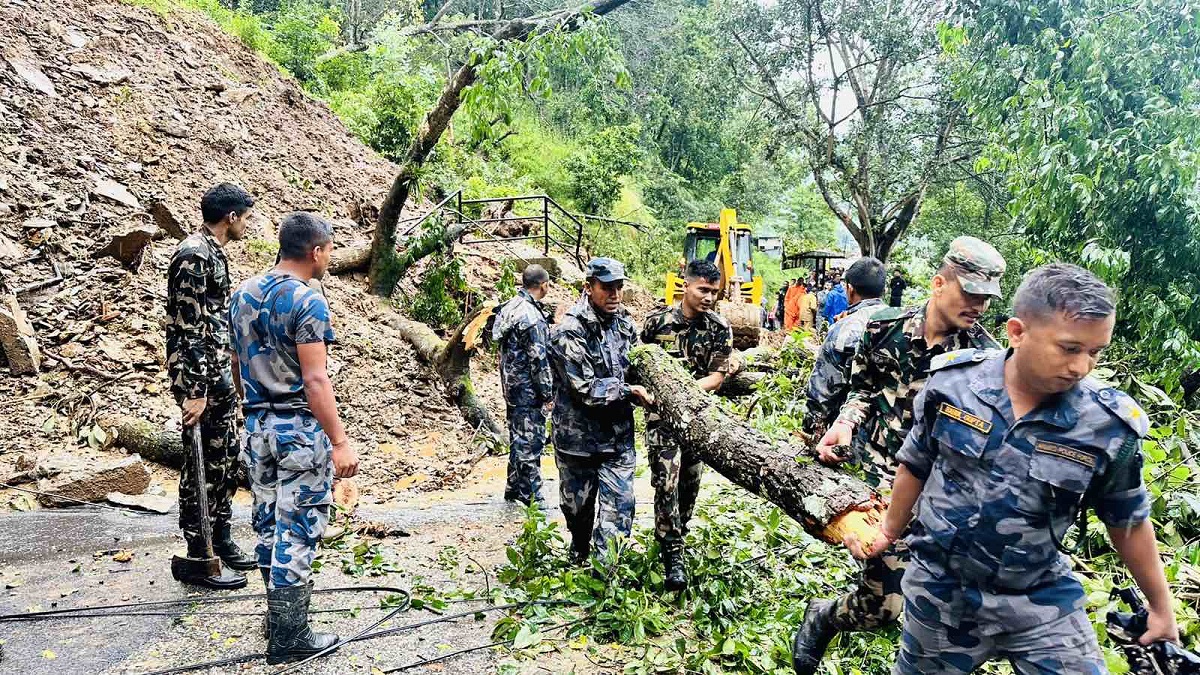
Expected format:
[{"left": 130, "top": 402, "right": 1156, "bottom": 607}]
[
  {"left": 803, "top": 298, "right": 889, "bottom": 436},
  {"left": 639, "top": 305, "right": 733, "bottom": 380},
  {"left": 548, "top": 295, "right": 638, "bottom": 457},
  {"left": 166, "top": 230, "right": 232, "bottom": 402},
  {"left": 835, "top": 302, "right": 999, "bottom": 487},
  {"left": 493, "top": 289, "right": 554, "bottom": 408},
  {"left": 899, "top": 348, "right": 1148, "bottom": 621}
]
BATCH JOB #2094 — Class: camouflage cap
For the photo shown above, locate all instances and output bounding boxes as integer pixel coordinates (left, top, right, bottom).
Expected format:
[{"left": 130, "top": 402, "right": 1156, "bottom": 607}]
[
  {"left": 585, "top": 257, "right": 628, "bottom": 283},
  {"left": 943, "top": 236, "right": 1006, "bottom": 297}
]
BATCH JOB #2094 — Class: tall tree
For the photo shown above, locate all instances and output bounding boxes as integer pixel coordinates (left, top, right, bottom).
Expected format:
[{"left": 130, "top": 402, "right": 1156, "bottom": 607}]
[
  {"left": 729, "top": 0, "right": 966, "bottom": 261},
  {"left": 364, "top": 0, "right": 632, "bottom": 295},
  {"left": 946, "top": 0, "right": 1200, "bottom": 390}
]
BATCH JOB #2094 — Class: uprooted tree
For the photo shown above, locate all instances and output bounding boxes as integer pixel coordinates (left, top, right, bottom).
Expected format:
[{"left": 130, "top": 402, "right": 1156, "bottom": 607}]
[
  {"left": 364, "top": 0, "right": 633, "bottom": 296},
  {"left": 630, "top": 344, "right": 886, "bottom": 543}
]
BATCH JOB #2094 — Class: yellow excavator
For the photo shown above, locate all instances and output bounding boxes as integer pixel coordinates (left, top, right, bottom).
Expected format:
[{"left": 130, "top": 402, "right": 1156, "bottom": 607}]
[{"left": 663, "top": 208, "right": 764, "bottom": 348}]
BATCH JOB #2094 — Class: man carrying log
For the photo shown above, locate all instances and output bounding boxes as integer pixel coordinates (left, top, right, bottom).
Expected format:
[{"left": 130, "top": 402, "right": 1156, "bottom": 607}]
[
  {"left": 802, "top": 256, "right": 889, "bottom": 441},
  {"left": 640, "top": 259, "right": 733, "bottom": 591},
  {"left": 549, "top": 257, "right": 654, "bottom": 562},
  {"left": 846, "top": 263, "right": 1178, "bottom": 672},
  {"left": 492, "top": 264, "right": 554, "bottom": 507},
  {"left": 792, "top": 237, "right": 1006, "bottom": 674},
  {"left": 166, "top": 182, "right": 258, "bottom": 588},
  {"left": 229, "top": 212, "right": 359, "bottom": 664}
]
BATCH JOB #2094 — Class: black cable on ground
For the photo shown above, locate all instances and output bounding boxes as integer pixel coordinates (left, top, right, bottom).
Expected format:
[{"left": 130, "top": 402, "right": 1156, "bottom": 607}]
[
  {"left": 0, "top": 584, "right": 408, "bottom": 622},
  {"left": 381, "top": 616, "right": 589, "bottom": 673},
  {"left": 137, "top": 599, "right": 575, "bottom": 674}
]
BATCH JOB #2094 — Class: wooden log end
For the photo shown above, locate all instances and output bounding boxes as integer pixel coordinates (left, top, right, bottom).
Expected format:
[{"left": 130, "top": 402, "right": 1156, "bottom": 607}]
[{"left": 818, "top": 501, "right": 887, "bottom": 545}]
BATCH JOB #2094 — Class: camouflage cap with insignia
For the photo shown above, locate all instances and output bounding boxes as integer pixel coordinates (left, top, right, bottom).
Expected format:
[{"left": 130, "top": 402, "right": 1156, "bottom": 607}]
[
  {"left": 585, "top": 257, "right": 628, "bottom": 283},
  {"left": 943, "top": 236, "right": 1006, "bottom": 298}
]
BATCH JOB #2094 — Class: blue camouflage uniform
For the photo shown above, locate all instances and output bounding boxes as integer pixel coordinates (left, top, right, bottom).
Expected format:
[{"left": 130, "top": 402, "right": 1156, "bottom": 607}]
[
  {"left": 548, "top": 294, "right": 638, "bottom": 558},
  {"left": 895, "top": 347, "right": 1150, "bottom": 674},
  {"left": 802, "top": 297, "right": 889, "bottom": 438},
  {"left": 492, "top": 289, "right": 554, "bottom": 505},
  {"left": 229, "top": 272, "right": 337, "bottom": 590}
]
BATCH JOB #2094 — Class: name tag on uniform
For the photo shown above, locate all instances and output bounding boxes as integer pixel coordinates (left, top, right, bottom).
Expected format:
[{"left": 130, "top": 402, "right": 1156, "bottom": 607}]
[
  {"left": 938, "top": 403, "right": 993, "bottom": 434},
  {"left": 1034, "top": 441, "right": 1096, "bottom": 470}
]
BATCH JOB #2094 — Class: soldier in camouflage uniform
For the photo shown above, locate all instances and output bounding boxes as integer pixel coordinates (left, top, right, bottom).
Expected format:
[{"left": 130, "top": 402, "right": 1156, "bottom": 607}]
[
  {"left": 549, "top": 258, "right": 654, "bottom": 562},
  {"left": 492, "top": 264, "right": 554, "bottom": 506},
  {"left": 803, "top": 256, "right": 889, "bottom": 440},
  {"left": 793, "top": 237, "right": 1006, "bottom": 675},
  {"left": 847, "top": 264, "right": 1178, "bottom": 673},
  {"left": 166, "top": 182, "right": 257, "bottom": 588},
  {"left": 229, "top": 212, "right": 359, "bottom": 664},
  {"left": 640, "top": 259, "right": 732, "bottom": 591}
]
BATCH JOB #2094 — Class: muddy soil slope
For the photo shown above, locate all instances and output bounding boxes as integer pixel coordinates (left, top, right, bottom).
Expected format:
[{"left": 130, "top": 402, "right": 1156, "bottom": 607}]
[{"left": 0, "top": 0, "right": 488, "bottom": 505}]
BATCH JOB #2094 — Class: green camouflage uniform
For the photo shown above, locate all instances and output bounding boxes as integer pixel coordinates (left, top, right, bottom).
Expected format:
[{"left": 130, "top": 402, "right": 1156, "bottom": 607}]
[
  {"left": 828, "top": 237, "right": 1005, "bottom": 635},
  {"left": 640, "top": 305, "right": 732, "bottom": 548},
  {"left": 166, "top": 230, "right": 238, "bottom": 550}
]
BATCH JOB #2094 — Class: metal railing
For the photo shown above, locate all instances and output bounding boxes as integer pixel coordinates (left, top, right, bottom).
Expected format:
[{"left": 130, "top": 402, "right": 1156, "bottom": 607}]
[{"left": 400, "top": 190, "right": 639, "bottom": 269}]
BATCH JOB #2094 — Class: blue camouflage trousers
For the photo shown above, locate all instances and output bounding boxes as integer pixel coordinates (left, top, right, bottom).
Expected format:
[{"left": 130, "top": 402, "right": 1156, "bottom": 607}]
[
  {"left": 504, "top": 405, "right": 546, "bottom": 504},
  {"left": 555, "top": 449, "right": 635, "bottom": 558},
  {"left": 239, "top": 410, "right": 333, "bottom": 589},
  {"left": 894, "top": 562, "right": 1105, "bottom": 674}
]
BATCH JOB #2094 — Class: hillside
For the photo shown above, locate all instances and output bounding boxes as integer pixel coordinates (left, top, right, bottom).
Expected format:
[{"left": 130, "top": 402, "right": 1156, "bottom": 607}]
[{"left": 0, "top": 0, "right": 494, "bottom": 504}]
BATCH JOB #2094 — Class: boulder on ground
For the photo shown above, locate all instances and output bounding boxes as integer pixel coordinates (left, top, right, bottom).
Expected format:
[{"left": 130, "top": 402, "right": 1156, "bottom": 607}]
[
  {"left": 37, "top": 455, "right": 151, "bottom": 507},
  {"left": 0, "top": 294, "right": 41, "bottom": 375},
  {"left": 93, "top": 226, "right": 156, "bottom": 269}
]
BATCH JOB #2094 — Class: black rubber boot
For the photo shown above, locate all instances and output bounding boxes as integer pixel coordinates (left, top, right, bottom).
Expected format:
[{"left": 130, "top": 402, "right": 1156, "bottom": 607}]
[
  {"left": 266, "top": 584, "right": 340, "bottom": 665},
  {"left": 568, "top": 532, "right": 591, "bottom": 565},
  {"left": 177, "top": 539, "right": 247, "bottom": 590},
  {"left": 214, "top": 524, "right": 258, "bottom": 571},
  {"left": 662, "top": 541, "right": 687, "bottom": 592},
  {"left": 792, "top": 599, "right": 838, "bottom": 675}
]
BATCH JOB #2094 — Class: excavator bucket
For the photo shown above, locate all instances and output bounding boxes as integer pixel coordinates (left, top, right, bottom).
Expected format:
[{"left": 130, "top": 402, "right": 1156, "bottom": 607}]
[{"left": 718, "top": 299, "right": 762, "bottom": 350}]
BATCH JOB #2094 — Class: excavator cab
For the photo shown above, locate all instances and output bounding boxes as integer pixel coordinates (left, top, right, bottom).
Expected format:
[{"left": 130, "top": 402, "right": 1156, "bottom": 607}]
[{"left": 664, "top": 208, "right": 764, "bottom": 348}]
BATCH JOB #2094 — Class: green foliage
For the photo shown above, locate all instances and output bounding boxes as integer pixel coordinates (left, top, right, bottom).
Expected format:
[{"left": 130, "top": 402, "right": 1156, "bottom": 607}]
[
  {"left": 497, "top": 261, "right": 518, "bottom": 302},
  {"left": 408, "top": 251, "right": 469, "bottom": 328},
  {"left": 948, "top": 0, "right": 1200, "bottom": 391},
  {"left": 564, "top": 124, "right": 642, "bottom": 215},
  {"left": 266, "top": 2, "right": 341, "bottom": 83}
]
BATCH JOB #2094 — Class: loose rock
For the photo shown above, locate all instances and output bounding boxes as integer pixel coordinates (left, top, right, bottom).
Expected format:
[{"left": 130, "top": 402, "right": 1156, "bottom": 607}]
[
  {"left": 3, "top": 54, "right": 57, "bottom": 97},
  {"left": 149, "top": 199, "right": 188, "bottom": 239},
  {"left": 0, "top": 294, "right": 41, "bottom": 375},
  {"left": 106, "top": 491, "right": 174, "bottom": 514},
  {"left": 91, "top": 178, "right": 141, "bottom": 209},
  {"left": 93, "top": 225, "right": 156, "bottom": 269},
  {"left": 37, "top": 455, "right": 151, "bottom": 507}
]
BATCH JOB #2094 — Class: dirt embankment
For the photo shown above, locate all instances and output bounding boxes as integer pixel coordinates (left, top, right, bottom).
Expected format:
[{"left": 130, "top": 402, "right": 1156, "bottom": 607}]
[{"left": 0, "top": 0, "right": 490, "bottom": 507}]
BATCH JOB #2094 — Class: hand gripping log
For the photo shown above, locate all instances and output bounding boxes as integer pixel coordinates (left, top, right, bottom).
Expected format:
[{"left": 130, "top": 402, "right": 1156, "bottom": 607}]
[{"left": 628, "top": 344, "right": 886, "bottom": 543}]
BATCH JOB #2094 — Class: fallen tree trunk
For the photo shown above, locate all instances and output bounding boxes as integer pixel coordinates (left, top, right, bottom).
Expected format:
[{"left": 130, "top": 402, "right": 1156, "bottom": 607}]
[
  {"left": 329, "top": 245, "right": 371, "bottom": 275},
  {"left": 106, "top": 416, "right": 184, "bottom": 469},
  {"left": 382, "top": 305, "right": 504, "bottom": 443},
  {"left": 629, "top": 344, "right": 884, "bottom": 544}
]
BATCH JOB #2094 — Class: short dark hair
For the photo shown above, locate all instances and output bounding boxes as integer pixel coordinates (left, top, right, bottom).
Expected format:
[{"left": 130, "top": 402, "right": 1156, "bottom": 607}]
[
  {"left": 685, "top": 259, "right": 721, "bottom": 284},
  {"left": 844, "top": 257, "right": 885, "bottom": 298},
  {"left": 200, "top": 183, "right": 255, "bottom": 224},
  {"left": 522, "top": 264, "right": 549, "bottom": 289},
  {"left": 278, "top": 212, "right": 333, "bottom": 261},
  {"left": 1013, "top": 263, "right": 1116, "bottom": 322}
]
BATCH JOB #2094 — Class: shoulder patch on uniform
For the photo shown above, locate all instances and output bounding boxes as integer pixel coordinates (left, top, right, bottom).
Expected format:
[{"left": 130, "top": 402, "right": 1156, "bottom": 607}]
[
  {"left": 1092, "top": 385, "right": 1150, "bottom": 438},
  {"left": 937, "top": 402, "right": 993, "bottom": 434},
  {"left": 929, "top": 348, "right": 989, "bottom": 372}
]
